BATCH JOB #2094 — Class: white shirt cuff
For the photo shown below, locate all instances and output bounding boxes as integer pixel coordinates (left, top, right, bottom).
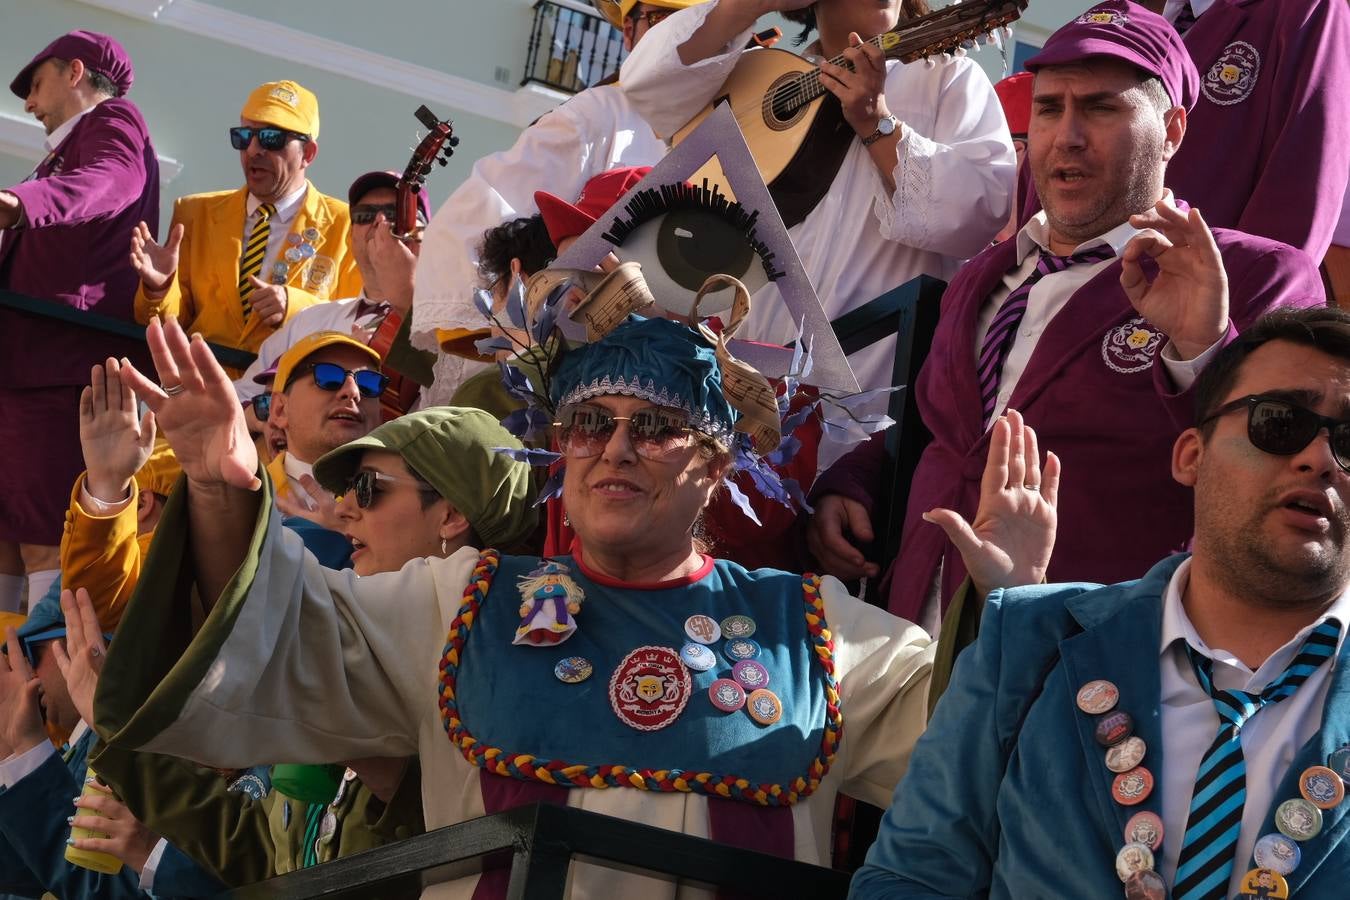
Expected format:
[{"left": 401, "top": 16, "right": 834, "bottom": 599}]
[
  {"left": 0, "top": 739, "right": 56, "bottom": 788},
  {"left": 79, "top": 482, "right": 134, "bottom": 517},
  {"left": 1160, "top": 335, "right": 1225, "bottom": 391},
  {"left": 139, "top": 838, "right": 168, "bottom": 887}
]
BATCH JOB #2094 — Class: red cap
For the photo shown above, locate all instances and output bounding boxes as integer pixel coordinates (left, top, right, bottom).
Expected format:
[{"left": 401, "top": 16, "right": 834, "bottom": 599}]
[
  {"left": 11, "top": 30, "right": 134, "bottom": 98},
  {"left": 994, "top": 72, "right": 1032, "bottom": 137},
  {"left": 534, "top": 166, "right": 652, "bottom": 247}
]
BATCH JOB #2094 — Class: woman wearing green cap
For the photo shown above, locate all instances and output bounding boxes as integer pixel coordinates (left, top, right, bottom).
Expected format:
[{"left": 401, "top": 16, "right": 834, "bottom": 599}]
[{"left": 95, "top": 314, "right": 1056, "bottom": 899}]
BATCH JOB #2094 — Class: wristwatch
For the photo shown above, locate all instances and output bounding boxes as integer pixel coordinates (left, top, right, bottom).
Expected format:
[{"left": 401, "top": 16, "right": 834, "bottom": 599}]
[{"left": 863, "top": 114, "right": 899, "bottom": 146}]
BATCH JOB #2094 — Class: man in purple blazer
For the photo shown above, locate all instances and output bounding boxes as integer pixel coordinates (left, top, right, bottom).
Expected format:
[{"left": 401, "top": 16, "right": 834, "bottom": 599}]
[
  {"left": 1151, "top": 0, "right": 1350, "bottom": 263},
  {"left": 806, "top": 1, "right": 1326, "bottom": 629},
  {"left": 0, "top": 31, "right": 158, "bottom": 613}
]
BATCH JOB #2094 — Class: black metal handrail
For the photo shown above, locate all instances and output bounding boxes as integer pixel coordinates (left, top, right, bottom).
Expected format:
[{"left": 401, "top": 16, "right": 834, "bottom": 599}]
[
  {"left": 521, "top": 0, "right": 626, "bottom": 94},
  {"left": 216, "top": 802, "right": 852, "bottom": 899}
]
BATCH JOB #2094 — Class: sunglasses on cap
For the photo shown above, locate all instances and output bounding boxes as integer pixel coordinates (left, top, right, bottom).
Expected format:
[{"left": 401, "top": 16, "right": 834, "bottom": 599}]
[
  {"left": 229, "top": 126, "right": 310, "bottom": 152},
  {"left": 339, "top": 469, "right": 438, "bottom": 509},
  {"left": 288, "top": 362, "right": 389, "bottom": 399},
  {"left": 1201, "top": 394, "right": 1350, "bottom": 472},
  {"left": 554, "top": 403, "right": 697, "bottom": 461}
]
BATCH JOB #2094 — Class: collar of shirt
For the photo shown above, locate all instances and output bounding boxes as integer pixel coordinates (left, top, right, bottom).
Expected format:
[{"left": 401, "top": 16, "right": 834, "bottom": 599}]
[
  {"left": 1159, "top": 557, "right": 1350, "bottom": 692},
  {"left": 1015, "top": 204, "right": 1154, "bottom": 267},
  {"left": 66, "top": 719, "right": 91, "bottom": 751},
  {"left": 247, "top": 182, "right": 308, "bottom": 224},
  {"left": 282, "top": 451, "right": 317, "bottom": 506},
  {"left": 1163, "top": 0, "right": 1216, "bottom": 21},
  {"left": 43, "top": 104, "right": 94, "bottom": 154}
]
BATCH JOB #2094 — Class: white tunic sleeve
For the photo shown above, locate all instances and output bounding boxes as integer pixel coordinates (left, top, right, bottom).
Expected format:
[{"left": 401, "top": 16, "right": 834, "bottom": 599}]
[
  {"left": 127, "top": 509, "right": 480, "bottom": 769},
  {"left": 872, "top": 56, "right": 1016, "bottom": 259},
  {"left": 818, "top": 576, "right": 935, "bottom": 809},
  {"left": 619, "top": 0, "right": 755, "bottom": 140}
]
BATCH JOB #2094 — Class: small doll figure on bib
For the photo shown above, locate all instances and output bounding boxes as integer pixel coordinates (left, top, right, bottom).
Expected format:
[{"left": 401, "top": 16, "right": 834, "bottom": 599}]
[{"left": 513, "top": 560, "right": 585, "bottom": 646}]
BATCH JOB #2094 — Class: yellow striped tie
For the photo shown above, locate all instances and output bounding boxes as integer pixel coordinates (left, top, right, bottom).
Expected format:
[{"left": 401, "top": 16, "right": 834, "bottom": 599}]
[{"left": 238, "top": 202, "right": 277, "bottom": 317}]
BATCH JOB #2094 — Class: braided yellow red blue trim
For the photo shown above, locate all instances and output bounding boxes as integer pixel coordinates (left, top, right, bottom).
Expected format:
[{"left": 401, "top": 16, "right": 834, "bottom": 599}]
[{"left": 437, "top": 554, "right": 841, "bottom": 806}]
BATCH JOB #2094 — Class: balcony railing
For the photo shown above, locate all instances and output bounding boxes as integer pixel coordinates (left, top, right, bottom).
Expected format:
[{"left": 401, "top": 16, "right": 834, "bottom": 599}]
[{"left": 521, "top": 0, "right": 626, "bottom": 95}]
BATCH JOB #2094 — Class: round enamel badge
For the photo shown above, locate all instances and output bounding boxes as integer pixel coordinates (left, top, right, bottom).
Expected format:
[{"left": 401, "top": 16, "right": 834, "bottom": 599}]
[
  {"left": 1102, "top": 317, "right": 1164, "bottom": 374},
  {"left": 609, "top": 646, "right": 692, "bottom": 732},
  {"left": 1202, "top": 41, "right": 1260, "bottom": 107}
]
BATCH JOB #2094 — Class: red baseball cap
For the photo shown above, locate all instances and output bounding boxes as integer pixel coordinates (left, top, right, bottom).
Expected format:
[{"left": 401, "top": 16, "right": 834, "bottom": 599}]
[
  {"left": 994, "top": 72, "right": 1032, "bottom": 137},
  {"left": 534, "top": 166, "right": 652, "bottom": 247}
]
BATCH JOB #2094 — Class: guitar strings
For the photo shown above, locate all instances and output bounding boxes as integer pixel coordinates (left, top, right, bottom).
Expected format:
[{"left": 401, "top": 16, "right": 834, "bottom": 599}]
[{"left": 600, "top": 181, "right": 787, "bottom": 282}]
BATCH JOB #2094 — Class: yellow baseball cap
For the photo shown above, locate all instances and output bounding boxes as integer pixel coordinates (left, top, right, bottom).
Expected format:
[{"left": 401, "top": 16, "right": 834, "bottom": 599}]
[
  {"left": 274, "top": 331, "right": 382, "bottom": 394},
  {"left": 0, "top": 611, "right": 26, "bottom": 634},
  {"left": 135, "top": 436, "right": 182, "bottom": 498},
  {"left": 590, "top": 0, "right": 708, "bottom": 29},
  {"left": 241, "top": 80, "right": 320, "bottom": 138}
]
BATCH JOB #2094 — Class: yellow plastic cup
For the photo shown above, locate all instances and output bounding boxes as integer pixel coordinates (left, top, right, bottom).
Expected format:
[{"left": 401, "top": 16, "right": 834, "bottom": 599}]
[{"left": 64, "top": 779, "right": 123, "bottom": 875}]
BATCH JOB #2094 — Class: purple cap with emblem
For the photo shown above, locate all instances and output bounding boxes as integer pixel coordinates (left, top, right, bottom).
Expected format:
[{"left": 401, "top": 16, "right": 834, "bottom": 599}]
[
  {"left": 1024, "top": 1, "right": 1198, "bottom": 111},
  {"left": 11, "top": 30, "right": 134, "bottom": 99}
]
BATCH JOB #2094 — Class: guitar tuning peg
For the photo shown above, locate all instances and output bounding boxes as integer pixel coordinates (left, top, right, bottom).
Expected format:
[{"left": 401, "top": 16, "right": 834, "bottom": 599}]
[
  {"left": 437, "top": 157, "right": 448, "bottom": 167},
  {"left": 449, "top": 136, "right": 460, "bottom": 147}
]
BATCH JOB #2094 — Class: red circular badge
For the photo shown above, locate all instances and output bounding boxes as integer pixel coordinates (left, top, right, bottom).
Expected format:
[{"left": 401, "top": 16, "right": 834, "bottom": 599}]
[{"left": 609, "top": 646, "right": 692, "bottom": 732}]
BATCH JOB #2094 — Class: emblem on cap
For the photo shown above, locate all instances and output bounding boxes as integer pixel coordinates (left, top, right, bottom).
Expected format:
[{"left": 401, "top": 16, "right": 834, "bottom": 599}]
[
  {"left": 1075, "top": 8, "right": 1129, "bottom": 26},
  {"left": 1202, "top": 41, "right": 1260, "bottom": 107},
  {"left": 270, "top": 85, "right": 300, "bottom": 107},
  {"left": 1102, "top": 316, "right": 1164, "bottom": 374},
  {"left": 609, "top": 646, "right": 691, "bottom": 731}
]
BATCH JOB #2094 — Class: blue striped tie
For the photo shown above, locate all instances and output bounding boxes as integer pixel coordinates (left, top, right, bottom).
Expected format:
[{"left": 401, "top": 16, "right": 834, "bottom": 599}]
[
  {"left": 1173, "top": 618, "right": 1342, "bottom": 899},
  {"left": 976, "top": 244, "right": 1114, "bottom": 426}
]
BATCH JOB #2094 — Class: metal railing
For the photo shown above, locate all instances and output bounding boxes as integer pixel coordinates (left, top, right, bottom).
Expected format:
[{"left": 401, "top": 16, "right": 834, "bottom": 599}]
[{"left": 521, "top": 0, "right": 626, "bottom": 94}]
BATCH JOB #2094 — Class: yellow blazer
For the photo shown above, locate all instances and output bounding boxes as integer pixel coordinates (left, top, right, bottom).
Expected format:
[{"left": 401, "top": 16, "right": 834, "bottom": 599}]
[
  {"left": 135, "top": 182, "right": 363, "bottom": 355},
  {"left": 59, "top": 473, "right": 155, "bottom": 632}
]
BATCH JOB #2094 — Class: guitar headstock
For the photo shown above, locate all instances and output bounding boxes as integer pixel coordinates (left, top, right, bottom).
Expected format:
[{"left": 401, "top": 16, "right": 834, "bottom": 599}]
[
  {"left": 880, "top": 0, "right": 1028, "bottom": 64},
  {"left": 395, "top": 105, "right": 459, "bottom": 240}
]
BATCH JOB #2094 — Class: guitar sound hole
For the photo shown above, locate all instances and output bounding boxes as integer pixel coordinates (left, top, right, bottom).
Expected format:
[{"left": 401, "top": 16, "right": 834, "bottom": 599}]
[{"left": 763, "top": 72, "right": 810, "bottom": 132}]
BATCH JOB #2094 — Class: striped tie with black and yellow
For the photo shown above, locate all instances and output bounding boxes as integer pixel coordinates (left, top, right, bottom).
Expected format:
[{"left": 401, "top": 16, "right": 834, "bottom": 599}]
[{"left": 238, "top": 202, "right": 277, "bottom": 318}]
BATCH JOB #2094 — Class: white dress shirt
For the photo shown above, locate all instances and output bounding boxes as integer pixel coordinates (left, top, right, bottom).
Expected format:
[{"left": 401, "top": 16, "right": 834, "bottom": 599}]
[
  {"left": 1157, "top": 559, "right": 1350, "bottom": 897},
  {"left": 974, "top": 201, "right": 1219, "bottom": 423},
  {"left": 1164, "top": 0, "right": 1218, "bottom": 22},
  {"left": 243, "top": 182, "right": 308, "bottom": 282},
  {"left": 282, "top": 452, "right": 318, "bottom": 508},
  {"left": 619, "top": 0, "right": 1016, "bottom": 394}
]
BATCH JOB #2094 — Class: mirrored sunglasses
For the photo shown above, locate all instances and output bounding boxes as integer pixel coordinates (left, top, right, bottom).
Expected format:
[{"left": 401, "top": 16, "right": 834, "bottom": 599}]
[
  {"left": 1202, "top": 394, "right": 1350, "bottom": 471},
  {"left": 290, "top": 361, "right": 388, "bottom": 399},
  {"left": 229, "top": 126, "right": 310, "bottom": 152},
  {"left": 554, "top": 403, "right": 697, "bottom": 460}
]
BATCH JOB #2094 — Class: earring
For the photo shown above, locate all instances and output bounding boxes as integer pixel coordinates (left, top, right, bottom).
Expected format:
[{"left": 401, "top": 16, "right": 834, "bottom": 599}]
[
  {"left": 562, "top": 512, "right": 570, "bottom": 527},
  {"left": 441, "top": 537, "right": 448, "bottom": 555}
]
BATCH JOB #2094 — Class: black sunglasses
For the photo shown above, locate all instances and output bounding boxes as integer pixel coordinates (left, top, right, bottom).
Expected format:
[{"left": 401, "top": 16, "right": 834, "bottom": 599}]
[
  {"left": 229, "top": 126, "right": 310, "bottom": 152},
  {"left": 350, "top": 204, "right": 398, "bottom": 226},
  {"left": 251, "top": 393, "right": 271, "bottom": 423},
  {"left": 1202, "top": 394, "right": 1350, "bottom": 472},
  {"left": 288, "top": 361, "right": 389, "bottom": 399},
  {"left": 341, "top": 469, "right": 437, "bottom": 509},
  {"left": 554, "top": 403, "right": 696, "bottom": 460}
]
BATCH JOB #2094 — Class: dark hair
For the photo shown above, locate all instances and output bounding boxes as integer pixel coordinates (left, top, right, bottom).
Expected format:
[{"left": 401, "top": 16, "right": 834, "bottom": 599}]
[
  {"left": 783, "top": 1, "right": 931, "bottom": 47},
  {"left": 51, "top": 58, "right": 119, "bottom": 97},
  {"left": 477, "top": 215, "right": 555, "bottom": 290},
  {"left": 1193, "top": 306, "right": 1350, "bottom": 430}
]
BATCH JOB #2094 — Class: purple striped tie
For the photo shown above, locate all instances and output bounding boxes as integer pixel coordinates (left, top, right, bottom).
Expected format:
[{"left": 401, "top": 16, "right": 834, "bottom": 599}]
[
  {"left": 976, "top": 244, "right": 1115, "bottom": 425},
  {"left": 1173, "top": 1, "right": 1198, "bottom": 35}
]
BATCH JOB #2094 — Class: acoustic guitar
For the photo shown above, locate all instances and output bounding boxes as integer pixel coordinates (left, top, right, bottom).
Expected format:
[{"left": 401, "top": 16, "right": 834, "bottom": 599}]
[
  {"left": 671, "top": 0, "right": 1027, "bottom": 225},
  {"left": 369, "top": 105, "right": 458, "bottom": 421}
]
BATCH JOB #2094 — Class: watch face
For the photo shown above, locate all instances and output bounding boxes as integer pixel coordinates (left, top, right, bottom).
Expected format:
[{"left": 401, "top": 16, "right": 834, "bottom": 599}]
[{"left": 878, "top": 116, "right": 897, "bottom": 136}]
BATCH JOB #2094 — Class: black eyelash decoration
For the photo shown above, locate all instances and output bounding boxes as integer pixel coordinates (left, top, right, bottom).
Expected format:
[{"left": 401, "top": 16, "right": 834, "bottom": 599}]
[{"left": 600, "top": 179, "right": 787, "bottom": 282}]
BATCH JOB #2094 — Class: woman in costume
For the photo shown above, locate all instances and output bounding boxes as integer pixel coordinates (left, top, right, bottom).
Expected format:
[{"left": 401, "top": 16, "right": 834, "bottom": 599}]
[{"left": 90, "top": 306, "right": 1056, "bottom": 899}]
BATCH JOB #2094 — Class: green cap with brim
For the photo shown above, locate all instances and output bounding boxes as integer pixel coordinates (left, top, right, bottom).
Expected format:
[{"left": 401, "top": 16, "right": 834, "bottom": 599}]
[{"left": 312, "top": 407, "right": 536, "bottom": 550}]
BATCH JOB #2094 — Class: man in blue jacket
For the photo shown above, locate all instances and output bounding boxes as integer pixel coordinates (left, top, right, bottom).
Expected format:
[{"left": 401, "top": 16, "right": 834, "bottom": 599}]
[{"left": 852, "top": 304, "right": 1350, "bottom": 897}]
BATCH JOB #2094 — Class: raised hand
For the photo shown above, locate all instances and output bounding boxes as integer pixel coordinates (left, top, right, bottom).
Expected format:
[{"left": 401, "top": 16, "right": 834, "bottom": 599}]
[
  {"left": 806, "top": 494, "right": 880, "bottom": 581},
  {"left": 70, "top": 779, "right": 161, "bottom": 873},
  {"left": 275, "top": 475, "right": 345, "bottom": 532},
  {"left": 366, "top": 213, "right": 418, "bottom": 312},
  {"left": 0, "top": 627, "right": 48, "bottom": 757},
  {"left": 245, "top": 276, "right": 289, "bottom": 328},
  {"left": 117, "top": 316, "right": 261, "bottom": 492},
  {"left": 51, "top": 589, "right": 106, "bottom": 727},
  {"left": 81, "top": 358, "right": 155, "bottom": 502},
  {"left": 1121, "top": 200, "right": 1228, "bottom": 360},
  {"left": 923, "top": 409, "right": 1059, "bottom": 596},
  {"left": 129, "top": 221, "right": 183, "bottom": 295}
]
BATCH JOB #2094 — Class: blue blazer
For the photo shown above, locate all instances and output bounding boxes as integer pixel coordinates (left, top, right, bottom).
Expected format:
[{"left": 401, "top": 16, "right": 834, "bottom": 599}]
[{"left": 850, "top": 555, "right": 1350, "bottom": 898}]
